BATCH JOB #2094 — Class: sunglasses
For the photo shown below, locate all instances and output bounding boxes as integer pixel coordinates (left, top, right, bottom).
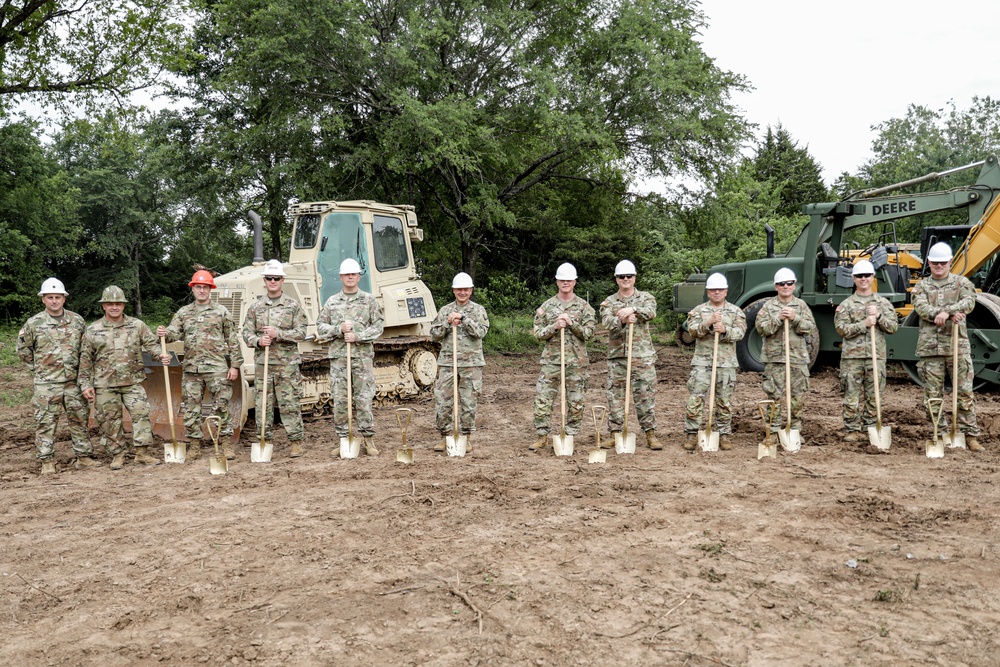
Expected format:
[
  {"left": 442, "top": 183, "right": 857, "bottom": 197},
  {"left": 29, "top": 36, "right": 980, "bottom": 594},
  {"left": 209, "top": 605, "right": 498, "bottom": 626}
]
[
  {"left": 264, "top": 276, "right": 283, "bottom": 282},
  {"left": 775, "top": 281, "right": 795, "bottom": 287},
  {"left": 928, "top": 261, "right": 949, "bottom": 266},
  {"left": 616, "top": 274, "right": 635, "bottom": 279},
  {"left": 854, "top": 274, "right": 874, "bottom": 279}
]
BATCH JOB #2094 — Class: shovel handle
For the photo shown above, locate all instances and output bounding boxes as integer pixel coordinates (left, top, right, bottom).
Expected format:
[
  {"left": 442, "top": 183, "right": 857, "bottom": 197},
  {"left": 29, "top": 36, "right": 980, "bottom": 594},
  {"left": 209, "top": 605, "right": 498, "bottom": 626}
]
[
  {"left": 452, "top": 324, "right": 460, "bottom": 440},
  {"left": 560, "top": 327, "right": 568, "bottom": 436},
  {"left": 927, "top": 397, "right": 944, "bottom": 442},
  {"left": 756, "top": 400, "right": 776, "bottom": 445},
  {"left": 395, "top": 407, "right": 413, "bottom": 446},
  {"left": 622, "top": 322, "right": 634, "bottom": 438},
  {"left": 705, "top": 330, "right": 720, "bottom": 434},
  {"left": 160, "top": 338, "right": 178, "bottom": 444},
  {"left": 591, "top": 405, "right": 607, "bottom": 449},
  {"left": 951, "top": 324, "right": 960, "bottom": 438},
  {"left": 346, "top": 341, "right": 354, "bottom": 439},
  {"left": 204, "top": 415, "right": 221, "bottom": 454},
  {"left": 259, "top": 344, "right": 269, "bottom": 446},
  {"left": 783, "top": 319, "right": 793, "bottom": 434}
]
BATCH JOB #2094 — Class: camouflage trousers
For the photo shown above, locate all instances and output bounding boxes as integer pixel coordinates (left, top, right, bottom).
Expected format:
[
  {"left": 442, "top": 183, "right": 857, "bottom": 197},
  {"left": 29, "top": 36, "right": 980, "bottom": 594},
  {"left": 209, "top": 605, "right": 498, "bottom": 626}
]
[
  {"left": 918, "top": 354, "right": 979, "bottom": 435},
  {"left": 256, "top": 363, "right": 304, "bottom": 442},
  {"left": 32, "top": 381, "right": 92, "bottom": 460},
  {"left": 93, "top": 384, "right": 154, "bottom": 456},
  {"left": 605, "top": 356, "right": 657, "bottom": 433},
  {"left": 330, "top": 356, "right": 376, "bottom": 437},
  {"left": 434, "top": 366, "right": 483, "bottom": 435},
  {"left": 761, "top": 363, "right": 809, "bottom": 432},
  {"left": 181, "top": 371, "right": 233, "bottom": 441},
  {"left": 684, "top": 366, "right": 737, "bottom": 435},
  {"left": 534, "top": 362, "right": 589, "bottom": 436},
  {"left": 840, "top": 358, "right": 885, "bottom": 432}
]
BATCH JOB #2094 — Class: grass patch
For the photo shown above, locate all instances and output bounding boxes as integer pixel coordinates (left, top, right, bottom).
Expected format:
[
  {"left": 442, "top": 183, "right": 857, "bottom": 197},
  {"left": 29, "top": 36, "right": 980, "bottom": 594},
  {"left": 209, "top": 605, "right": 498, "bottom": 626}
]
[
  {"left": 0, "top": 324, "right": 21, "bottom": 367},
  {"left": 0, "top": 324, "right": 33, "bottom": 407},
  {"left": 483, "top": 314, "right": 542, "bottom": 355}
]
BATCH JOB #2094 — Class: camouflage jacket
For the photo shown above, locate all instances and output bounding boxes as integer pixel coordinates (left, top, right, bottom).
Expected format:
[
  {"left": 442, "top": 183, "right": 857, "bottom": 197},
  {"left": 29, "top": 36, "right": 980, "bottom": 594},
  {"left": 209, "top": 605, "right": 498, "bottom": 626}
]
[
  {"left": 316, "top": 290, "right": 385, "bottom": 360},
  {"left": 911, "top": 274, "right": 976, "bottom": 357},
  {"left": 834, "top": 293, "right": 898, "bottom": 360},
  {"left": 533, "top": 294, "right": 596, "bottom": 366},
  {"left": 17, "top": 310, "right": 87, "bottom": 384},
  {"left": 685, "top": 301, "right": 747, "bottom": 368},
  {"left": 600, "top": 290, "right": 657, "bottom": 359},
  {"left": 430, "top": 301, "right": 490, "bottom": 367},
  {"left": 755, "top": 296, "right": 816, "bottom": 365},
  {"left": 241, "top": 293, "right": 308, "bottom": 366},
  {"left": 79, "top": 316, "right": 160, "bottom": 390},
  {"left": 164, "top": 302, "right": 244, "bottom": 373}
]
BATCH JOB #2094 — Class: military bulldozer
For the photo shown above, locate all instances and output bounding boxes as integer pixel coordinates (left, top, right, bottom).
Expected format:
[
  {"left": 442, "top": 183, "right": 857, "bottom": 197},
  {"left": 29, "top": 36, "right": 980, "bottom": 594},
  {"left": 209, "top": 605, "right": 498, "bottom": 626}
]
[
  {"left": 673, "top": 155, "right": 1000, "bottom": 388},
  {"left": 146, "top": 200, "right": 439, "bottom": 439}
]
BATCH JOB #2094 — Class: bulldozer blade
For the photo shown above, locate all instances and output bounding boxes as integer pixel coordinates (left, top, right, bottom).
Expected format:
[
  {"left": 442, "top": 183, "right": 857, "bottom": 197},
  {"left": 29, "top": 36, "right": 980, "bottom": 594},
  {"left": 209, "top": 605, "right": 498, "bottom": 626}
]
[
  {"left": 925, "top": 439, "right": 945, "bottom": 459},
  {"left": 945, "top": 431, "right": 966, "bottom": 449},
  {"left": 758, "top": 441, "right": 778, "bottom": 460},
  {"left": 446, "top": 434, "right": 468, "bottom": 457},
  {"left": 339, "top": 435, "right": 361, "bottom": 459},
  {"left": 164, "top": 441, "right": 187, "bottom": 464},
  {"left": 868, "top": 424, "right": 891, "bottom": 451},
  {"left": 251, "top": 440, "right": 273, "bottom": 463},
  {"left": 552, "top": 433, "right": 574, "bottom": 457},
  {"left": 777, "top": 428, "right": 802, "bottom": 453},
  {"left": 142, "top": 357, "right": 244, "bottom": 442},
  {"left": 697, "top": 429, "right": 719, "bottom": 452},
  {"left": 396, "top": 448, "right": 414, "bottom": 464},
  {"left": 614, "top": 431, "right": 636, "bottom": 455},
  {"left": 588, "top": 448, "right": 606, "bottom": 464}
]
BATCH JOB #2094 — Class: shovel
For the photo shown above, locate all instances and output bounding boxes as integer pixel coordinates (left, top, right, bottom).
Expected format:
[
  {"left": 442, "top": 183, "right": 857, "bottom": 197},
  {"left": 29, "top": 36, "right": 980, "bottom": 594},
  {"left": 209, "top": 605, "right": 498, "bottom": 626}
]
[
  {"left": 205, "top": 415, "right": 228, "bottom": 475},
  {"left": 943, "top": 324, "right": 966, "bottom": 449},
  {"left": 589, "top": 405, "right": 608, "bottom": 464},
  {"left": 926, "top": 397, "right": 945, "bottom": 459},
  {"left": 614, "top": 322, "right": 637, "bottom": 455},
  {"left": 339, "top": 341, "right": 361, "bottom": 458},
  {"left": 757, "top": 400, "right": 778, "bottom": 460},
  {"left": 776, "top": 319, "right": 802, "bottom": 452},
  {"left": 552, "top": 328, "right": 575, "bottom": 456},
  {"left": 395, "top": 407, "right": 414, "bottom": 464},
  {"left": 445, "top": 324, "right": 469, "bottom": 457},
  {"left": 159, "top": 338, "right": 185, "bottom": 464},
  {"left": 867, "top": 324, "right": 891, "bottom": 450},
  {"left": 698, "top": 331, "right": 721, "bottom": 452},
  {"left": 251, "top": 345, "right": 273, "bottom": 463}
]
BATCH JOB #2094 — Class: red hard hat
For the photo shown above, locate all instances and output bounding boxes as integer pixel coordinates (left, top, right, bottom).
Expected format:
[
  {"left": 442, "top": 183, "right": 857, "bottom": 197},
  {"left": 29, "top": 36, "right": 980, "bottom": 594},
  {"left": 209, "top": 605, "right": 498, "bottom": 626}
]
[{"left": 189, "top": 270, "right": 216, "bottom": 288}]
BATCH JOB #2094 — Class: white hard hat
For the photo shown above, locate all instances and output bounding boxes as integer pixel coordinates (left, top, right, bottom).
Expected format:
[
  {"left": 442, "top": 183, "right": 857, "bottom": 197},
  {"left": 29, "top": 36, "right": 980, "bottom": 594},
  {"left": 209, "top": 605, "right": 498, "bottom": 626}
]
[
  {"left": 261, "top": 259, "right": 286, "bottom": 277},
  {"left": 452, "top": 272, "right": 474, "bottom": 289},
  {"left": 339, "top": 258, "right": 362, "bottom": 274},
  {"left": 705, "top": 273, "right": 728, "bottom": 290},
  {"left": 38, "top": 277, "right": 68, "bottom": 296},
  {"left": 555, "top": 263, "right": 578, "bottom": 281},
  {"left": 927, "top": 242, "right": 953, "bottom": 263},
  {"left": 774, "top": 267, "right": 797, "bottom": 284},
  {"left": 852, "top": 260, "right": 875, "bottom": 276},
  {"left": 614, "top": 259, "right": 637, "bottom": 276}
]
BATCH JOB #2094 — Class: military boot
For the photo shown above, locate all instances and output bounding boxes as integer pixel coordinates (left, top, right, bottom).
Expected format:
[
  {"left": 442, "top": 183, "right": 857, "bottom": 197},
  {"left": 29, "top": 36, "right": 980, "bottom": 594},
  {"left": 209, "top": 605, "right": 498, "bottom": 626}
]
[
  {"left": 363, "top": 436, "right": 379, "bottom": 456},
  {"left": 434, "top": 436, "right": 447, "bottom": 452},
  {"left": 528, "top": 435, "right": 547, "bottom": 452},
  {"left": 719, "top": 435, "right": 732, "bottom": 451},
  {"left": 186, "top": 440, "right": 202, "bottom": 461},
  {"left": 464, "top": 435, "right": 473, "bottom": 454},
  {"left": 645, "top": 430, "right": 663, "bottom": 451},
  {"left": 224, "top": 434, "right": 238, "bottom": 460},
  {"left": 967, "top": 436, "right": 984, "bottom": 453},
  {"left": 843, "top": 432, "right": 863, "bottom": 443},
  {"left": 289, "top": 440, "right": 304, "bottom": 458},
  {"left": 74, "top": 455, "right": 102, "bottom": 469},
  {"left": 110, "top": 452, "right": 127, "bottom": 470},
  {"left": 683, "top": 433, "right": 697, "bottom": 451},
  {"left": 39, "top": 459, "right": 56, "bottom": 476},
  {"left": 134, "top": 446, "right": 162, "bottom": 466}
]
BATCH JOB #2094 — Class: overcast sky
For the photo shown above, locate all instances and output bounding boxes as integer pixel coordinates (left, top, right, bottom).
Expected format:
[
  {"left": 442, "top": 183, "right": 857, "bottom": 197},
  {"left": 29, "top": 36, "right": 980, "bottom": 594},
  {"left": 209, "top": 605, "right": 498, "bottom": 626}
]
[{"left": 696, "top": 0, "right": 1000, "bottom": 185}]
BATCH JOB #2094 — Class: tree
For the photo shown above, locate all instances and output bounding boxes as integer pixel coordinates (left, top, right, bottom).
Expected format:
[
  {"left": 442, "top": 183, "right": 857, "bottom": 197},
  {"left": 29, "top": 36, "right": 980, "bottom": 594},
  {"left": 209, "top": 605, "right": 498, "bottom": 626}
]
[{"left": 750, "top": 125, "right": 828, "bottom": 217}]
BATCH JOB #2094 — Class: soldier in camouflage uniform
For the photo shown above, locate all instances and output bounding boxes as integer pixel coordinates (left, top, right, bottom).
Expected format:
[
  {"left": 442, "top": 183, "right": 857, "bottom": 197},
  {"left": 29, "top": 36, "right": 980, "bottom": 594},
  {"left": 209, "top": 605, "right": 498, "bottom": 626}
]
[
  {"left": 17, "top": 278, "right": 99, "bottom": 475},
  {"left": 600, "top": 259, "right": 661, "bottom": 450},
  {"left": 683, "top": 273, "right": 747, "bottom": 451},
  {"left": 430, "top": 272, "right": 490, "bottom": 452},
  {"left": 317, "top": 258, "right": 385, "bottom": 456},
  {"left": 529, "top": 263, "right": 596, "bottom": 452},
  {"left": 755, "top": 268, "right": 816, "bottom": 437},
  {"left": 241, "top": 260, "right": 308, "bottom": 457},
  {"left": 79, "top": 285, "right": 171, "bottom": 470},
  {"left": 911, "top": 242, "right": 982, "bottom": 451},
  {"left": 834, "top": 260, "right": 898, "bottom": 444},
  {"left": 157, "top": 270, "right": 245, "bottom": 461}
]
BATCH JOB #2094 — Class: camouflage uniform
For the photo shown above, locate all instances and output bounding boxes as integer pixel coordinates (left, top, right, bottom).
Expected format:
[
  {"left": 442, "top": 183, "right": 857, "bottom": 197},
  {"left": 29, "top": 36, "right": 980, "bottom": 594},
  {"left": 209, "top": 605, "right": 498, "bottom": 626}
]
[
  {"left": 755, "top": 296, "right": 816, "bottom": 432},
  {"left": 430, "top": 301, "right": 490, "bottom": 435},
  {"left": 600, "top": 290, "right": 657, "bottom": 433},
  {"left": 834, "top": 293, "right": 898, "bottom": 432},
  {"left": 164, "top": 302, "right": 244, "bottom": 440},
  {"left": 684, "top": 302, "right": 747, "bottom": 435},
  {"left": 241, "top": 294, "right": 307, "bottom": 442},
  {"left": 317, "top": 290, "right": 385, "bottom": 437},
  {"left": 17, "top": 310, "right": 93, "bottom": 460},
  {"left": 532, "top": 294, "right": 597, "bottom": 436},
  {"left": 911, "top": 274, "right": 979, "bottom": 434},
  {"left": 78, "top": 316, "right": 161, "bottom": 455}
]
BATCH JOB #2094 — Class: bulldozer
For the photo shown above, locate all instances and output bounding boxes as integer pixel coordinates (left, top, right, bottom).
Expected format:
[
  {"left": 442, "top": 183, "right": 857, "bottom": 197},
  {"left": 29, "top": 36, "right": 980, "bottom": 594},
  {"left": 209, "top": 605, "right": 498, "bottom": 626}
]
[
  {"left": 146, "top": 200, "right": 439, "bottom": 439},
  {"left": 673, "top": 155, "right": 1000, "bottom": 388}
]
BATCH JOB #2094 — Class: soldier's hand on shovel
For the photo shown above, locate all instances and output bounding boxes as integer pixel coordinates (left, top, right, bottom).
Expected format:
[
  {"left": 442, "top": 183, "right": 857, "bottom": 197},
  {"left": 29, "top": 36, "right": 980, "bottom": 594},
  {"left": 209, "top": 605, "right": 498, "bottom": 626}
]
[{"left": 259, "top": 334, "right": 272, "bottom": 346}]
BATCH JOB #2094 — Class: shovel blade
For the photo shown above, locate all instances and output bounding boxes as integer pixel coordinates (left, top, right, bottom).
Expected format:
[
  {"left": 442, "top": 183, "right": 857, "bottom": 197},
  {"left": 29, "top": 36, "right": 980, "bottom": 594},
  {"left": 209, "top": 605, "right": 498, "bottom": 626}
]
[
  {"left": 697, "top": 429, "right": 720, "bottom": 452},
  {"left": 945, "top": 431, "right": 966, "bottom": 449},
  {"left": 251, "top": 441, "right": 273, "bottom": 463},
  {"left": 925, "top": 438, "right": 945, "bottom": 458},
  {"left": 396, "top": 448, "right": 413, "bottom": 464},
  {"left": 446, "top": 434, "right": 468, "bottom": 457},
  {"left": 209, "top": 455, "right": 228, "bottom": 475},
  {"left": 339, "top": 436, "right": 361, "bottom": 459},
  {"left": 777, "top": 428, "right": 802, "bottom": 453},
  {"left": 164, "top": 441, "right": 186, "bottom": 464},
  {"left": 588, "top": 448, "right": 606, "bottom": 464},
  {"left": 552, "top": 434, "right": 574, "bottom": 456},
  {"left": 868, "top": 424, "right": 891, "bottom": 451},
  {"left": 758, "top": 441, "right": 778, "bottom": 460},
  {"left": 614, "top": 432, "right": 636, "bottom": 454}
]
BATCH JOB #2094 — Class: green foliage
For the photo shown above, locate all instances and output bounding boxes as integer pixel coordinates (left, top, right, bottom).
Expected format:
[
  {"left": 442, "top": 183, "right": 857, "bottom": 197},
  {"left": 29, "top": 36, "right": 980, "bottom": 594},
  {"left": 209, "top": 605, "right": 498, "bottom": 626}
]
[
  {"left": 750, "top": 125, "right": 829, "bottom": 217},
  {"left": 482, "top": 314, "right": 541, "bottom": 355}
]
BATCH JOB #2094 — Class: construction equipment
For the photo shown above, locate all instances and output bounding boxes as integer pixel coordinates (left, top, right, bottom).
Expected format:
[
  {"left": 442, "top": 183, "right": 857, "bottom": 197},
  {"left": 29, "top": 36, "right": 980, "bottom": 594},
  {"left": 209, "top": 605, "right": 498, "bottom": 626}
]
[
  {"left": 868, "top": 324, "right": 891, "bottom": 450},
  {"left": 445, "top": 325, "right": 468, "bottom": 457},
  {"left": 339, "top": 342, "right": 361, "bottom": 458},
  {"left": 251, "top": 346, "right": 273, "bottom": 463},
  {"left": 395, "top": 408, "right": 413, "bottom": 464},
  {"left": 697, "top": 331, "right": 721, "bottom": 452},
  {"left": 943, "top": 325, "right": 966, "bottom": 449},
  {"left": 614, "top": 323, "right": 637, "bottom": 454},
  {"left": 757, "top": 400, "right": 778, "bottom": 460},
  {"left": 777, "top": 320, "right": 803, "bottom": 452},
  {"left": 145, "top": 201, "right": 440, "bottom": 440},
  {"left": 589, "top": 406, "right": 608, "bottom": 464},
  {"left": 205, "top": 416, "right": 227, "bottom": 475},
  {"left": 160, "top": 338, "right": 185, "bottom": 464},
  {"left": 552, "top": 328, "right": 574, "bottom": 456},
  {"left": 926, "top": 397, "right": 945, "bottom": 458},
  {"left": 672, "top": 156, "right": 1000, "bottom": 389}
]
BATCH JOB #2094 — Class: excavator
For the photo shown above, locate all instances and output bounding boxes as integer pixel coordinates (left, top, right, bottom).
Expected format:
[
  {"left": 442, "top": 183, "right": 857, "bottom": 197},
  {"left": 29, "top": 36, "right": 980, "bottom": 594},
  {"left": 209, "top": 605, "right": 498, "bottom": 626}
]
[
  {"left": 145, "top": 200, "right": 440, "bottom": 439},
  {"left": 673, "top": 155, "right": 1000, "bottom": 388}
]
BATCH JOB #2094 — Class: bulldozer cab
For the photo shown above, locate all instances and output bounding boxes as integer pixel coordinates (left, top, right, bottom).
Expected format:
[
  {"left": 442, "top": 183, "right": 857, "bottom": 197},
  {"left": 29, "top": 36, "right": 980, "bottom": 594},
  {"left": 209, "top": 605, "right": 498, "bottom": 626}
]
[{"left": 293, "top": 210, "right": 373, "bottom": 300}]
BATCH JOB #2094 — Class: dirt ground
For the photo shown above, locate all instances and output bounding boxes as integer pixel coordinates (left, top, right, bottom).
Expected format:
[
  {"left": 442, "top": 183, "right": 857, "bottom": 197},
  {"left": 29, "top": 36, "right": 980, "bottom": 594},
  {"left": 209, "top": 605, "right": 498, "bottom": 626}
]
[{"left": 2, "top": 343, "right": 1000, "bottom": 666}]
